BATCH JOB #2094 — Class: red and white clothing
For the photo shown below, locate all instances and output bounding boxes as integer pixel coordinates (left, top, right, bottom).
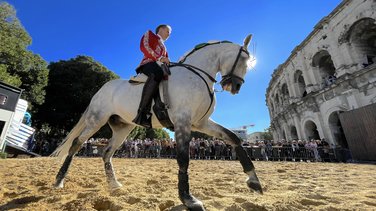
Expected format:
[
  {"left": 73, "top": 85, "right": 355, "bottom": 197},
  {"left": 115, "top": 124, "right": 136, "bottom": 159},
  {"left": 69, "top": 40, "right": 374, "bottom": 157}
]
[{"left": 139, "top": 30, "right": 168, "bottom": 67}]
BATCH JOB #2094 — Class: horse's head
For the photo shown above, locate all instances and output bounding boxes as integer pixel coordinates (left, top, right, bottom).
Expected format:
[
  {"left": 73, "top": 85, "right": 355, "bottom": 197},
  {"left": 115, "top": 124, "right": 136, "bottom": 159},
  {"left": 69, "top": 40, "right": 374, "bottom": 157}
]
[{"left": 219, "top": 34, "right": 253, "bottom": 95}]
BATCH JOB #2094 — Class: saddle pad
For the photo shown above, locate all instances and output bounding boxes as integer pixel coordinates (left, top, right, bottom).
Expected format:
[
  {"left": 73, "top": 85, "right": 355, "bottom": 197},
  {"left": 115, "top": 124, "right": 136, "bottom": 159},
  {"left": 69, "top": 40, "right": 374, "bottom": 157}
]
[{"left": 129, "top": 73, "right": 148, "bottom": 83}]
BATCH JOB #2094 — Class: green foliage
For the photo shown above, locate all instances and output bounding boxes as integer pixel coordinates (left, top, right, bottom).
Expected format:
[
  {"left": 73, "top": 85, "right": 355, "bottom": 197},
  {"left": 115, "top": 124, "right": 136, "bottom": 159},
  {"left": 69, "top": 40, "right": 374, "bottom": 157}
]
[
  {"left": 128, "top": 127, "right": 147, "bottom": 140},
  {"left": 34, "top": 55, "right": 119, "bottom": 141},
  {"left": 261, "top": 127, "right": 273, "bottom": 140},
  {"left": 151, "top": 128, "right": 170, "bottom": 139},
  {"left": 0, "top": 152, "right": 7, "bottom": 159},
  {"left": 0, "top": 2, "right": 49, "bottom": 111},
  {"left": 128, "top": 127, "right": 170, "bottom": 140}
]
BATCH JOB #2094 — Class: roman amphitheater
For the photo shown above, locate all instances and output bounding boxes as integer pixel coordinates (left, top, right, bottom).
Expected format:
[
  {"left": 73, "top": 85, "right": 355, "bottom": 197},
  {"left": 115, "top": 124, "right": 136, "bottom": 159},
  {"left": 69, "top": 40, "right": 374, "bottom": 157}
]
[{"left": 266, "top": 0, "right": 376, "bottom": 150}]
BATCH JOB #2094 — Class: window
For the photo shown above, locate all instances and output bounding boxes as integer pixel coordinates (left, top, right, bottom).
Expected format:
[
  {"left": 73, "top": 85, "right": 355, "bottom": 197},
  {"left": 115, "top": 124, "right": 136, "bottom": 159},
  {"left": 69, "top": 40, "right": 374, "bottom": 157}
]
[
  {"left": 0, "top": 121, "right": 5, "bottom": 135},
  {"left": 0, "top": 94, "right": 7, "bottom": 105}
]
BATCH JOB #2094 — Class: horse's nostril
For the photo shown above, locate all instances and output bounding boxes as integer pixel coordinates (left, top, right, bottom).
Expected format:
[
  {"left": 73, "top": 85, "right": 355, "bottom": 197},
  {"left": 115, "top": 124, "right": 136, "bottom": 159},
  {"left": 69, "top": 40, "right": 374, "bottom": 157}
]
[{"left": 236, "top": 84, "right": 241, "bottom": 91}]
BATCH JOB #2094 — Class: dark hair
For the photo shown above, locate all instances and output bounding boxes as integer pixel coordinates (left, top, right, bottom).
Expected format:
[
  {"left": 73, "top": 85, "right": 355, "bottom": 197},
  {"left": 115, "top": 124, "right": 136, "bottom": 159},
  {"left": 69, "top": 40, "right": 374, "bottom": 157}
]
[{"left": 155, "top": 24, "right": 171, "bottom": 34}]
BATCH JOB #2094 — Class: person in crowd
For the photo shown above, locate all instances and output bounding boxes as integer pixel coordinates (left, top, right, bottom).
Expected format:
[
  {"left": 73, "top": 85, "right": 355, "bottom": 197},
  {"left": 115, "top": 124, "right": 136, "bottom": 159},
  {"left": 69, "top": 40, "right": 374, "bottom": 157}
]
[
  {"left": 199, "top": 138, "right": 206, "bottom": 159},
  {"left": 259, "top": 140, "right": 268, "bottom": 161},
  {"left": 266, "top": 140, "right": 273, "bottom": 159},
  {"left": 297, "top": 139, "right": 305, "bottom": 161},
  {"left": 214, "top": 139, "right": 222, "bottom": 160},
  {"left": 190, "top": 138, "right": 197, "bottom": 159},
  {"left": 155, "top": 139, "right": 162, "bottom": 158},
  {"left": 291, "top": 140, "right": 299, "bottom": 162},
  {"left": 321, "top": 138, "right": 331, "bottom": 161}
]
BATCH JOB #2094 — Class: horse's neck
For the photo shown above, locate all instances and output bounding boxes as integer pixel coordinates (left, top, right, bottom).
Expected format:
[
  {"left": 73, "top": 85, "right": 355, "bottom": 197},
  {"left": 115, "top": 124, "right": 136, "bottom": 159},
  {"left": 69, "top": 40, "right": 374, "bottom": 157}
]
[{"left": 183, "top": 45, "right": 219, "bottom": 79}]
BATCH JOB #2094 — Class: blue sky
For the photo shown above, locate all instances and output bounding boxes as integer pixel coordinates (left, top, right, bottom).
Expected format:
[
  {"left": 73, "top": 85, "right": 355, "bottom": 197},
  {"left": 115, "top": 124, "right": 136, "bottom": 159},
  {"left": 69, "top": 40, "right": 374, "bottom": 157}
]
[{"left": 7, "top": 0, "right": 342, "bottom": 134}]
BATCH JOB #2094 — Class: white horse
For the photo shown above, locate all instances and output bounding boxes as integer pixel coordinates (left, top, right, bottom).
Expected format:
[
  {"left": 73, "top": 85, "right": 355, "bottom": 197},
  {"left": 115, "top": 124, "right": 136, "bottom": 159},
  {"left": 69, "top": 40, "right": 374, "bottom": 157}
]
[{"left": 52, "top": 34, "right": 262, "bottom": 211}]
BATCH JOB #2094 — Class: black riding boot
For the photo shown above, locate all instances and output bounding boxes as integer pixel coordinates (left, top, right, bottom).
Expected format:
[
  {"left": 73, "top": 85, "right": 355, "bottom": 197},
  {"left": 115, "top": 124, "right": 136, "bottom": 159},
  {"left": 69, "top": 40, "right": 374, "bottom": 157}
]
[{"left": 132, "top": 74, "right": 159, "bottom": 128}]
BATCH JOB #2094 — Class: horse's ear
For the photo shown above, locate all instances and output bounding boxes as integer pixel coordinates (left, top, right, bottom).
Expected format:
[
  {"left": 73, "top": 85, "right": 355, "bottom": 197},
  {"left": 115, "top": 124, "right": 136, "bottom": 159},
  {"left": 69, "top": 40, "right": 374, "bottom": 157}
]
[{"left": 243, "top": 34, "right": 253, "bottom": 51}]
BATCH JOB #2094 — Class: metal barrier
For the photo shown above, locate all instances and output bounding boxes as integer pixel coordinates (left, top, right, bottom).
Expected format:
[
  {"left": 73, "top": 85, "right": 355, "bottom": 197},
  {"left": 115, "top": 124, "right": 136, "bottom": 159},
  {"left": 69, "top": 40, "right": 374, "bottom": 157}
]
[{"left": 244, "top": 146, "right": 345, "bottom": 162}]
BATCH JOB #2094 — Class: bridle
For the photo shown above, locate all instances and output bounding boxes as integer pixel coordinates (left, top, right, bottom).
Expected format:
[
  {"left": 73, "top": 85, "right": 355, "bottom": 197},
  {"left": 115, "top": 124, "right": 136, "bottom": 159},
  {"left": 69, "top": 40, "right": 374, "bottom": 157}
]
[
  {"left": 175, "top": 41, "right": 250, "bottom": 89},
  {"left": 169, "top": 41, "right": 249, "bottom": 120},
  {"left": 219, "top": 46, "right": 249, "bottom": 88}
]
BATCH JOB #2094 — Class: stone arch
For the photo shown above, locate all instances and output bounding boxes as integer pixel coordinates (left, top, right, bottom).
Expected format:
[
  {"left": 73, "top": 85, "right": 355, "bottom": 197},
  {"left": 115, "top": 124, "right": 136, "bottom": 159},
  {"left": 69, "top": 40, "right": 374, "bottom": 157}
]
[
  {"left": 312, "top": 50, "right": 336, "bottom": 87},
  {"left": 346, "top": 18, "right": 376, "bottom": 67},
  {"left": 269, "top": 101, "right": 275, "bottom": 116},
  {"left": 273, "top": 93, "right": 280, "bottom": 114},
  {"left": 281, "top": 83, "right": 289, "bottom": 105},
  {"left": 294, "top": 70, "right": 307, "bottom": 97},
  {"left": 290, "top": 125, "right": 298, "bottom": 140},
  {"left": 304, "top": 120, "right": 320, "bottom": 140},
  {"left": 275, "top": 93, "right": 279, "bottom": 105},
  {"left": 328, "top": 111, "right": 349, "bottom": 148}
]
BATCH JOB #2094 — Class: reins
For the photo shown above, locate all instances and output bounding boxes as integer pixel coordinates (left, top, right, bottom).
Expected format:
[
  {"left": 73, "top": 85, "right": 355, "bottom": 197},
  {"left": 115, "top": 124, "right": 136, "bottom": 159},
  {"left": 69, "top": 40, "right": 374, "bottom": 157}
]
[{"left": 169, "top": 62, "right": 216, "bottom": 83}]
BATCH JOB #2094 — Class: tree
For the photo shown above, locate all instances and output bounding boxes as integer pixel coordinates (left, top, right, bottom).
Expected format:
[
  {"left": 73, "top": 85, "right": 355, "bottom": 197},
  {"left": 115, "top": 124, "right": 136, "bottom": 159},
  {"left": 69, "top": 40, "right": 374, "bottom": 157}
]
[
  {"left": 261, "top": 127, "right": 273, "bottom": 140},
  {"left": 34, "top": 55, "right": 119, "bottom": 140},
  {"left": 0, "top": 2, "right": 49, "bottom": 111},
  {"left": 150, "top": 128, "right": 170, "bottom": 139},
  {"left": 128, "top": 127, "right": 170, "bottom": 140},
  {"left": 128, "top": 127, "right": 147, "bottom": 140}
]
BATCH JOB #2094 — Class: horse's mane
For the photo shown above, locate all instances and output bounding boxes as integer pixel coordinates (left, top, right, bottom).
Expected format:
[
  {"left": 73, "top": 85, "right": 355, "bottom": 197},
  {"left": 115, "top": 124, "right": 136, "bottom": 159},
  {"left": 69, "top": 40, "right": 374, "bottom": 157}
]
[{"left": 178, "top": 40, "right": 231, "bottom": 63}]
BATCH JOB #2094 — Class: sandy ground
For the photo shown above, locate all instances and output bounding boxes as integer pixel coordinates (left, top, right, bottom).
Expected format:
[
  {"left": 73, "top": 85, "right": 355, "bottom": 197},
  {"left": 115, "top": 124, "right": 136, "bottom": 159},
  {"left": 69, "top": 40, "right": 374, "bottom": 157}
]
[{"left": 0, "top": 158, "right": 376, "bottom": 211}]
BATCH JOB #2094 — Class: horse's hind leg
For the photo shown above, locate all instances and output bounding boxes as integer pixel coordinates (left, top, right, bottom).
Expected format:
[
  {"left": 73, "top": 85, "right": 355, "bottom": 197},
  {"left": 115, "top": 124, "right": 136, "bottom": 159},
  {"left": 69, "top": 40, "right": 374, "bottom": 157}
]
[
  {"left": 103, "top": 116, "right": 135, "bottom": 189},
  {"left": 195, "top": 119, "right": 263, "bottom": 194},
  {"left": 175, "top": 115, "right": 205, "bottom": 211},
  {"left": 55, "top": 114, "right": 108, "bottom": 188}
]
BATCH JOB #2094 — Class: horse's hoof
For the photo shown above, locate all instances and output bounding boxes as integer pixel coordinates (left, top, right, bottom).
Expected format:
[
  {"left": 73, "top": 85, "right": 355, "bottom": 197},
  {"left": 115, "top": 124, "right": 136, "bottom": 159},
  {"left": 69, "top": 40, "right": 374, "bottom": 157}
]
[
  {"left": 181, "top": 193, "right": 205, "bottom": 211},
  {"left": 109, "top": 181, "right": 123, "bottom": 190},
  {"left": 186, "top": 200, "right": 205, "bottom": 211},
  {"left": 54, "top": 180, "right": 64, "bottom": 189},
  {"left": 246, "top": 171, "right": 263, "bottom": 194},
  {"left": 247, "top": 178, "right": 263, "bottom": 194},
  {"left": 187, "top": 203, "right": 205, "bottom": 211}
]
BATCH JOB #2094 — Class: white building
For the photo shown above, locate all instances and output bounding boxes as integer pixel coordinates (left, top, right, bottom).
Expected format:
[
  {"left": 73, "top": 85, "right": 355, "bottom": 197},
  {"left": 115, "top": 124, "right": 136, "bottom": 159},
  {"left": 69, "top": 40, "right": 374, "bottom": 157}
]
[
  {"left": 247, "top": 132, "right": 263, "bottom": 143},
  {"left": 0, "top": 82, "right": 22, "bottom": 152},
  {"left": 266, "top": 0, "right": 376, "bottom": 148},
  {"left": 0, "top": 82, "right": 35, "bottom": 154}
]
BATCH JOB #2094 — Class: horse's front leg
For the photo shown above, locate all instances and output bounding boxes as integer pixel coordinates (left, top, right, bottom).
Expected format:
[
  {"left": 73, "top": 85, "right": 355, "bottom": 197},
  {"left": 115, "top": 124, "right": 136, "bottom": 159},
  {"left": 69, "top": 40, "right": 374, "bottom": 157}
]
[
  {"left": 195, "top": 119, "right": 263, "bottom": 194},
  {"left": 175, "top": 116, "right": 205, "bottom": 211}
]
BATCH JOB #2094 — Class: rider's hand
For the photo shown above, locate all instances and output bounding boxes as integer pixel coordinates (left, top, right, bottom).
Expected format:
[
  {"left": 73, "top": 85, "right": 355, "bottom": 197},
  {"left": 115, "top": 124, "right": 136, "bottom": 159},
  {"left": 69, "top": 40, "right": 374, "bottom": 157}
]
[{"left": 160, "top": 57, "right": 170, "bottom": 65}]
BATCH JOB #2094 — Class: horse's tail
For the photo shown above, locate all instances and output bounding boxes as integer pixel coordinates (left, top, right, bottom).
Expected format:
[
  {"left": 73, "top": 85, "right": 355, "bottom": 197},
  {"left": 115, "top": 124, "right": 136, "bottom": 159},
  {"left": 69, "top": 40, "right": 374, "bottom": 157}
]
[{"left": 50, "top": 108, "right": 88, "bottom": 161}]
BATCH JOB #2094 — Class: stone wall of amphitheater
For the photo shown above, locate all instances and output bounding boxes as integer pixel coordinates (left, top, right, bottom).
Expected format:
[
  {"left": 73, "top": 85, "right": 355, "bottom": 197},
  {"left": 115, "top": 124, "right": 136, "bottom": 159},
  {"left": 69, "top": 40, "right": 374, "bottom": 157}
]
[{"left": 266, "top": 0, "right": 376, "bottom": 147}]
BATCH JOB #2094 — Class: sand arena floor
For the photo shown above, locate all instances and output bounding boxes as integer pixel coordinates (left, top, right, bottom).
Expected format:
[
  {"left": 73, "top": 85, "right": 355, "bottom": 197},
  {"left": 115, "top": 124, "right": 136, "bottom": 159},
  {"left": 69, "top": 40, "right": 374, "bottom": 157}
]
[{"left": 0, "top": 157, "right": 375, "bottom": 210}]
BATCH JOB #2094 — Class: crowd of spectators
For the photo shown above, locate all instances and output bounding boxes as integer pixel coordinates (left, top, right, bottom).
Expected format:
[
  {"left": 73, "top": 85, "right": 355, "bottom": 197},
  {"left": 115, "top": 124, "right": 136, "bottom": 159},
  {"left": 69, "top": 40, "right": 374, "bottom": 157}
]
[
  {"left": 72, "top": 137, "right": 350, "bottom": 162},
  {"left": 77, "top": 137, "right": 237, "bottom": 160},
  {"left": 244, "top": 139, "right": 335, "bottom": 162}
]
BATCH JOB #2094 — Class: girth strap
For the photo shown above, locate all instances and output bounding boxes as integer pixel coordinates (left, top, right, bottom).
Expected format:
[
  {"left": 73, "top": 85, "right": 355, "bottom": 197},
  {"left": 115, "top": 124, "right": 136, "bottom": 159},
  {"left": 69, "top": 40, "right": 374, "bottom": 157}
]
[{"left": 169, "top": 62, "right": 215, "bottom": 121}]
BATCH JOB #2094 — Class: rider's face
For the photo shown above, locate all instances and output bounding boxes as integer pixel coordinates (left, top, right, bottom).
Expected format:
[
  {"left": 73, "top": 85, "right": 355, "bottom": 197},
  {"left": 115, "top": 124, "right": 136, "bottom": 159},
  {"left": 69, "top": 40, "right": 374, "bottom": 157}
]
[{"left": 158, "top": 27, "right": 171, "bottom": 41}]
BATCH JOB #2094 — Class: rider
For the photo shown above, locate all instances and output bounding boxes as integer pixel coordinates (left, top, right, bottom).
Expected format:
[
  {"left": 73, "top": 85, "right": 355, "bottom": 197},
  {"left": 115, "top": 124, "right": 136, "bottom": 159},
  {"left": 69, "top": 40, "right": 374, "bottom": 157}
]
[{"left": 132, "top": 24, "right": 171, "bottom": 128}]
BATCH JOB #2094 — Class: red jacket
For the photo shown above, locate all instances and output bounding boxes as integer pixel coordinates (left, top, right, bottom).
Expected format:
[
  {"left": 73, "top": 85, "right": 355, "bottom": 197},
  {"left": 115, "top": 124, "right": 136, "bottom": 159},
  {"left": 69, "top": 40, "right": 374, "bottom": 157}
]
[{"left": 139, "top": 30, "right": 168, "bottom": 66}]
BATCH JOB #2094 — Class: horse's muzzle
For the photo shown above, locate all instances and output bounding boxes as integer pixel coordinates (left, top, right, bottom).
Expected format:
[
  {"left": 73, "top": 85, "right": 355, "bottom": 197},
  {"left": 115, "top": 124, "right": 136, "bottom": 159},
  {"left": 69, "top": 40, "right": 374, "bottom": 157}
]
[{"left": 220, "top": 76, "right": 244, "bottom": 94}]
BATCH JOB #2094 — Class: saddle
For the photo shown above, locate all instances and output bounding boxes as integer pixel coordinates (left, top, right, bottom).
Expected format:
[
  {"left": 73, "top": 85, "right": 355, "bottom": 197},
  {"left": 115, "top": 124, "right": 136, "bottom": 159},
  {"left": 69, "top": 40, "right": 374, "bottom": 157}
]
[{"left": 129, "top": 66, "right": 174, "bottom": 131}]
